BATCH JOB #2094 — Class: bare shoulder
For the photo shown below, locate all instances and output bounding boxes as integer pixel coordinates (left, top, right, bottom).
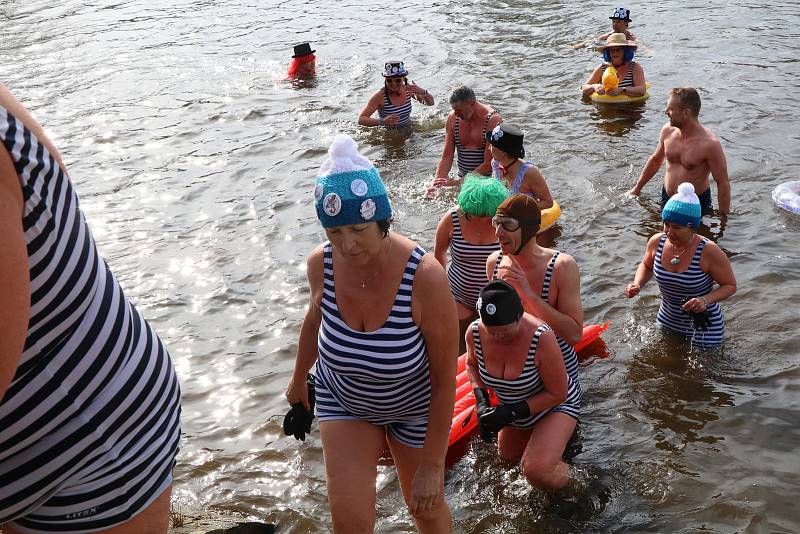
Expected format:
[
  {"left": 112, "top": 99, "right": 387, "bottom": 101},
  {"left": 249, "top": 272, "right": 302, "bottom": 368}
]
[
  {"left": 700, "top": 238, "right": 725, "bottom": 258},
  {"left": 487, "top": 110, "right": 502, "bottom": 128},
  {"left": 554, "top": 250, "right": 579, "bottom": 271},
  {"left": 445, "top": 111, "right": 456, "bottom": 129},
  {"left": 415, "top": 247, "right": 448, "bottom": 286},
  {"left": 646, "top": 232, "right": 665, "bottom": 250}
]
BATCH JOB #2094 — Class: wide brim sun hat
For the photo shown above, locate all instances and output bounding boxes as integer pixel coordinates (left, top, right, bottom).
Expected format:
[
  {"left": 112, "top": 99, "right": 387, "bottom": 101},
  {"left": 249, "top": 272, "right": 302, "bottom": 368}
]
[{"left": 599, "top": 32, "right": 637, "bottom": 50}]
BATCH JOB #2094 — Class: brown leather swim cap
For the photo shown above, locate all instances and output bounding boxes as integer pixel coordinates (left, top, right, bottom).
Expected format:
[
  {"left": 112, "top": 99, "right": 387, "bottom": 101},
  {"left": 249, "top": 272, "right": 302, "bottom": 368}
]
[{"left": 495, "top": 194, "right": 540, "bottom": 253}]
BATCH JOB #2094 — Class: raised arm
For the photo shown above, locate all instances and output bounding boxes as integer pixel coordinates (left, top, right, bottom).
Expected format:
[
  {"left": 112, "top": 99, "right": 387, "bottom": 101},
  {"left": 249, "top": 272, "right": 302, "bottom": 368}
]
[
  {"left": 412, "top": 253, "right": 458, "bottom": 510},
  {"left": 433, "top": 211, "right": 453, "bottom": 269},
  {"left": 625, "top": 233, "right": 659, "bottom": 297},
  {"left": 707, "top": 138, "right": 731, "bottom": 214},
  {"left": 472, "top": 112, "right": 503, "bottom": 176},
  {"left": 285, "top": 246, "right": 325, "bottom": 410},
  {"left": 406, "top": 80, "right": 434, "bottom": 106},
  {"left": 627, "top": 124, "right": 668, "bottom": 195},
  {"left": 497, "top": 255, "right": 583, "bottom": 346},
  {"left": 0, "top": 143, "right": 30, "bottom": 400}
]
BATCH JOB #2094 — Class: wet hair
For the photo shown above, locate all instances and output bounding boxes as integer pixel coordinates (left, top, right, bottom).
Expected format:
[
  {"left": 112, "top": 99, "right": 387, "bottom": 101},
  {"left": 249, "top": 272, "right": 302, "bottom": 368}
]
[
  {"left": 670, "top": 87, "right": 701, "bottom": 116},
  {"left": 449, "top": 86, "right": 476, "bottom": 105},
  {"left": 457, "top": 174, "right": 509, "bottom": 217},
  {"left": 603, "top": 48, "right": 635, "bottom": 63},
  {"left": 377, "top": 218, "right": 392, "bottom": 237}
]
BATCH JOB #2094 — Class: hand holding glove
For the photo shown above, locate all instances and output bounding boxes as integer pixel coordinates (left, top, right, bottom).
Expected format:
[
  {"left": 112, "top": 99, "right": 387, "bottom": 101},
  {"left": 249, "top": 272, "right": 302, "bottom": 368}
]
[{"left": 283, "top": 374, "right": 316, "bottom": 441}]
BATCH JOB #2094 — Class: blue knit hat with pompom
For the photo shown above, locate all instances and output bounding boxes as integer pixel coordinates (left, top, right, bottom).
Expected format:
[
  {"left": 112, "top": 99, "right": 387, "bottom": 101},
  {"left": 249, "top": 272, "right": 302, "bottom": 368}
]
[
  {"left": 314, "top": 134, "right": 392, "bottom": 228},
  {"left": 662, "top": 182, "right": 702, "bottom": 228}
]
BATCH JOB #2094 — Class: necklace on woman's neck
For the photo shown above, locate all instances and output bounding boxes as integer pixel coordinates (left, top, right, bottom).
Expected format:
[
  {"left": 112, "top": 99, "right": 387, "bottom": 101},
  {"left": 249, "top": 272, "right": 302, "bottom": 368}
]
[
  {"left": 359, "top": 237, "right": 393, "bottom": 288},
  {"left": 669, "top": 235, "right": 695, "bottom": 265}
]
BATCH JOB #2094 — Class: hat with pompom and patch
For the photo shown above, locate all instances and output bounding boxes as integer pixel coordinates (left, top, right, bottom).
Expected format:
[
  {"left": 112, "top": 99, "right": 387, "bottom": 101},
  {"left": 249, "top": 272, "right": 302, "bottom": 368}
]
[
  {"left": 662, "top": 182, "right": 702, "bottom": 228},
  {"left": 314, "top": 134, "right": 393, "bottom": 228}
]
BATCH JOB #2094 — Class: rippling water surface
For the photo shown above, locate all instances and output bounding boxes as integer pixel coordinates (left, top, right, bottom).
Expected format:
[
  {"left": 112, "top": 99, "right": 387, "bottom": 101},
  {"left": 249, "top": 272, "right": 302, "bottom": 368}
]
[{"left": 3, "top": 0, "right": 799, "bottom": 531}]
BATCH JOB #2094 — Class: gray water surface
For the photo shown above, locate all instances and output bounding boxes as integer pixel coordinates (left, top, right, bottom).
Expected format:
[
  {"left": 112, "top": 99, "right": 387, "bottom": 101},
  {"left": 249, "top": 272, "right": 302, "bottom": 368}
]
[{"left": 3, "top": 0, "right": 799, "bottom": 532}]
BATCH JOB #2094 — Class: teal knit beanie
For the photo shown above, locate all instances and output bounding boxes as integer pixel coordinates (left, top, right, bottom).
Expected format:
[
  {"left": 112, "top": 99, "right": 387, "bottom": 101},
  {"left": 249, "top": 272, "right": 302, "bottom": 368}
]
[
  {"left": 314, "top": 134, "right": 393, "bottom": 228},
  {"left": 662, "top": 182, "right": 702, "bottom": 228}
]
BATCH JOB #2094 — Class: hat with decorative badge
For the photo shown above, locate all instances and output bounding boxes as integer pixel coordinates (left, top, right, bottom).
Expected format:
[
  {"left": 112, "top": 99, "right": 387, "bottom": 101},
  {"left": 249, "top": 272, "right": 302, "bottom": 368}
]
[
  {"left": 382, "top": 60, "right": 409, "bottom": 78},
  {"left": 610, "top": 7, "right": 632, "bottom": 22},
  {"left": 477, "top": 280, "right": 524, "bottom": 326},
  {"left": 485, "top": 123, "right": 525, "bottom": 159},
  {"left": 314, "top": 134, "right": 393, "bottom": 228}
]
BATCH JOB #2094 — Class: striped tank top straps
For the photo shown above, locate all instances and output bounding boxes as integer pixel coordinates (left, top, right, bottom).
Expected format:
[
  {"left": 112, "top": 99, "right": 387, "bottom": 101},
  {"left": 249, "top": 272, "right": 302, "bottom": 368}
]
[
  {"left": 454, "top": 110, "right": 496, "bottom": 177},
  {"left": 447, "top": 209, "right": 500, "bottom": 310},
  {"left": 473, "top": 321, "right": 580, "bottom": 427},
  {"left": 613, "top": 62, "right": 636, "bottom": 88},
  {"left": 510, "top": 160, "right": 532, "bottom": 195},
  {"left": 489, "top": 251, "right": 579, "bottom": 381},
  {"left": 378, "top": 87, "right": 413, "bottom": 127},
  {"left": 653, "top": 235, "right": 724, "bottom": 348},
  {"left": 316, "top": 242, "right": 431, "bottom": 423}
]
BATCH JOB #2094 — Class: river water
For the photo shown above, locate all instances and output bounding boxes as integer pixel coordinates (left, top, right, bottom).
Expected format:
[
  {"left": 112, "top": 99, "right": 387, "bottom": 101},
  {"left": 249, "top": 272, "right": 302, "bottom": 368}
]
[{"left": 3, "top": 0, "right": 799, "bottom": 532}]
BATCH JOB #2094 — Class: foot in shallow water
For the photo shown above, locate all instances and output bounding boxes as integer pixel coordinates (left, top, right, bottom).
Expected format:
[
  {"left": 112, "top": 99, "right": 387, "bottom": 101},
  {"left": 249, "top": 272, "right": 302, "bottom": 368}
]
[{"left": 529, "top": 465, "right": 616, "bottom": 521}]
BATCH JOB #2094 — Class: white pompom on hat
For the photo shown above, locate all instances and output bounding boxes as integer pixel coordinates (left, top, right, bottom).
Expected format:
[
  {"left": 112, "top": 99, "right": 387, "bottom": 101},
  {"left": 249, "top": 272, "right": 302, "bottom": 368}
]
[
  {"left": 662, "top": 182, "right": 702, "bottom": 228},
  {"left": 314, "top": 134, "right": 393, "bottom": 228}
]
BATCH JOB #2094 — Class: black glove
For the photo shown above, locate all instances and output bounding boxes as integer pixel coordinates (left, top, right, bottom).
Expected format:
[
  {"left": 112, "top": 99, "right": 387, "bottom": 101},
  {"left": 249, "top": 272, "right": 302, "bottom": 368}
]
[
  {"left": 479, "top": 400, "right": 531, "bottom": 436},
  {"left": 473, "top": 388, "right": 494, "bottom": 443},
  {"left": 283, "top": 374, "right": 316, "bottom": 441},
  {"left": 680, "top": 297, "right": 713, "bottom": 331}
]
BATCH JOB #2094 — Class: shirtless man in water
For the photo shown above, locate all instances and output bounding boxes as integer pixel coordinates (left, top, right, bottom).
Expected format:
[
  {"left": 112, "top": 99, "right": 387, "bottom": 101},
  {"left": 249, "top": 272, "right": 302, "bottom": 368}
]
[
  {"left": 627, "top": 87, "right": 731, "bottom": 214},
  {"left": 427, "top": 86, "right": 501, "bottom": 195}
]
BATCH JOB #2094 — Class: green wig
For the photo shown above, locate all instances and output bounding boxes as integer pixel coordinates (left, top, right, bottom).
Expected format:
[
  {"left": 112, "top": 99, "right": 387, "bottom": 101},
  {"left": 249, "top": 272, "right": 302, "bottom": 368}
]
[{"left": 457, "top": 174, "right": 509, "bottom": 217}]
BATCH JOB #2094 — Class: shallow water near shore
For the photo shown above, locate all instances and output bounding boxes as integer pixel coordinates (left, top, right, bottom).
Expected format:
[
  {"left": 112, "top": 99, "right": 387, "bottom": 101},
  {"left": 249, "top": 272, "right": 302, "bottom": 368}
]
[{"left": 3, "top": 0, "right": 799, "bottom": 532}]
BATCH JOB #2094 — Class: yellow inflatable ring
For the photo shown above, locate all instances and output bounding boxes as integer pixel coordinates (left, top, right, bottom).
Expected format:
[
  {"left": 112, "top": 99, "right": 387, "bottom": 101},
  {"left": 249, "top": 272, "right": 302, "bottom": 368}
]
[
  {"left": 539, "top": 200, "right": 560, "bottom": 233},
  {"left": 590, "top": 82, "right": 651, "bottom": 103}
]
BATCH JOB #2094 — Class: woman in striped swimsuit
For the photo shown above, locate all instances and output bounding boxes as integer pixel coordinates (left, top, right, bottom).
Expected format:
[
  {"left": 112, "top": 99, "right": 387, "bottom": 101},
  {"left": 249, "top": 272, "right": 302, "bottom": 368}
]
[
  {"left": 358, "top": 61, "right": 434, "bottom": 128},
  {"left": 0, "top": 85, "right": 181, "bottom": 532},
  {"left": 285, "top": 134, "right": 457, "bottom": 533},
  {"left": 581, "top": 32, "right": 647, "bottom": 99},
  {"left": 465, "top": 281, "right": 581, "bottom": 490},
  {"left": 485, "top": 123, "right": 554, "bottom": 211},
  {"left": 626, "top": 183, "right": 736, "bottom": 349},
  {"left": 486, "top": 195, "right": 584, "bottom": 385},
  {"left": 434, "top": 175, "right": 507, "bottom": 353}
]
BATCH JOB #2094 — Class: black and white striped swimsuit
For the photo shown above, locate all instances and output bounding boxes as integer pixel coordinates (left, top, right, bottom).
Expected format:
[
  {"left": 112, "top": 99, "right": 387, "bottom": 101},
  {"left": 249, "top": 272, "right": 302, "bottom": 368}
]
[
  {"left": 653, "top": 235, "right": 724, "bottom": 349},
  {"left": 472, "top": 322, "right": 581, "bottom": 427},
  {"left": 378, "top": 88, "right": 413, "bottom": 127},
  {"left": 492, "top": 252, "right": 580, "bottom": 383},
  {"left": 0, "top": 106, "right": 181, "bottom": 531},
  {"left": 454, "top": 111, "right": 496, "bottom": 177},
  {"left": 603, "top": 62, "right": 636, "bottom": 88},
  {"left": 315, "top": 243, "right": 431, "bottom": 448},
  {"left": 446, "top": 209, "right": 499, "bottom": 310}
]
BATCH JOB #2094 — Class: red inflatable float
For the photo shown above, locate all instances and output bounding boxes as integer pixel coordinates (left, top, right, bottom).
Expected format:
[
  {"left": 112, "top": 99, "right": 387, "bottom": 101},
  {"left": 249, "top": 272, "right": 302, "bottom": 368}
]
[{"left": 448, "top": 322, "right": 609, "bottom": 446}]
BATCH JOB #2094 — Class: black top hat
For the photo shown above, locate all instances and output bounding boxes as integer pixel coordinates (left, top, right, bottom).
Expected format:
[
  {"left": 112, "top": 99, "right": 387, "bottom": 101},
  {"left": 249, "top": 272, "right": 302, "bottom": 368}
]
[
  {"left": 292, "top": 42, "right": 315, "bottom": 58},
  {"left": 477, "top": 280, "right": 524, "bottom": 326},
  {"left": 610, "top": 7, "right": 632, "bottom": 22},
  {"left": 485, "top": 123, "right": 525, "bottom": 160}
]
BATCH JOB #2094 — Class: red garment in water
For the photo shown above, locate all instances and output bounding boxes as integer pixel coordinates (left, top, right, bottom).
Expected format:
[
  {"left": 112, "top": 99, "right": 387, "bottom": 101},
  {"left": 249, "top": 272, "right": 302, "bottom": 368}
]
[{"left": 287, "top": 53, "right": 315, "bottom": 77}]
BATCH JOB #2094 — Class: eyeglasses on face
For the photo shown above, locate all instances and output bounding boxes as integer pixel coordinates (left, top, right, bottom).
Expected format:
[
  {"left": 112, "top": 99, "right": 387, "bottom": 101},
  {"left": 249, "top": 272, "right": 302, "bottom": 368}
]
[{"left": 385, "top": 77, "right": 406, "bottom": 85}]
